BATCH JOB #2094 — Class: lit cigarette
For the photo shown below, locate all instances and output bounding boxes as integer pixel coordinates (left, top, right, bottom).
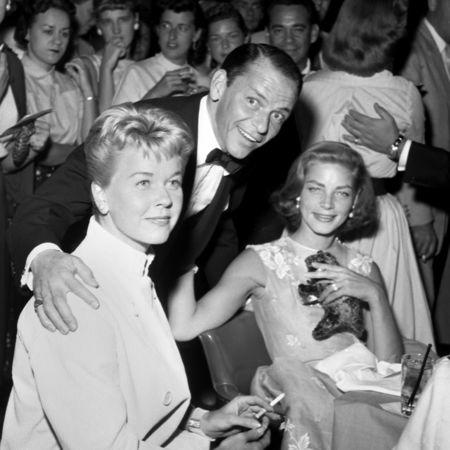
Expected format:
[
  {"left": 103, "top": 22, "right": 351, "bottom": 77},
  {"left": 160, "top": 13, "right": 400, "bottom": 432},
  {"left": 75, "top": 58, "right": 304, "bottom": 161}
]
[{"left": 255, "top": 393, "right": 285, "bottom": 419}]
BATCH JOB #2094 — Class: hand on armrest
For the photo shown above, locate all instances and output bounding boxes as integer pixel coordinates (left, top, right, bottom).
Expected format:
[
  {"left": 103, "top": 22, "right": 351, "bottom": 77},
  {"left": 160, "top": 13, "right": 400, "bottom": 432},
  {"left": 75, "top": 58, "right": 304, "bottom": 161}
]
[{"left": 31, "top": 249, "right": 100, "bottom": 333}]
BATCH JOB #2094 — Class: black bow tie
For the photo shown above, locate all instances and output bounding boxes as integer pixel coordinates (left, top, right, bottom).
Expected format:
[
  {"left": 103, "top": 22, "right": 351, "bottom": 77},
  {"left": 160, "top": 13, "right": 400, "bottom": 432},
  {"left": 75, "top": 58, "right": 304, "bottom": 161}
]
[{"left": 205, "top": 148, "right": 243, "bottom": 175}]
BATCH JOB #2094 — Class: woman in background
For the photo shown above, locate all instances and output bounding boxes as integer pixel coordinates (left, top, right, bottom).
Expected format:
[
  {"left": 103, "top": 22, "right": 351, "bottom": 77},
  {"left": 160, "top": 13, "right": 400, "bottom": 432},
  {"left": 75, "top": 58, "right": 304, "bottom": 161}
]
[
  {"left": 203, "top": 3, "right": 247, "bottom": 73},
  {"left": 113, "top": 0, "right": 209, "bottom": 104},
  {"left": 69, "top": 0, "right": 139, "bottom": 113},
  {"left": 15, "top": 0, "right": 96, "bottom": 186}
]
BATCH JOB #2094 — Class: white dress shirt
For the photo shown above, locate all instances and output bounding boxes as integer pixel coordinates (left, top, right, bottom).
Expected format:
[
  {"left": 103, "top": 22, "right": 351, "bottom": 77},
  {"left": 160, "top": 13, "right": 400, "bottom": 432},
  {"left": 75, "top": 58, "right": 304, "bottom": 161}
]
[
  {"left": 186, "top": 96, "right": 228, "bottom": 217},
  {"left": 4, "top": 217, "right": 209, "bottom": 449}
]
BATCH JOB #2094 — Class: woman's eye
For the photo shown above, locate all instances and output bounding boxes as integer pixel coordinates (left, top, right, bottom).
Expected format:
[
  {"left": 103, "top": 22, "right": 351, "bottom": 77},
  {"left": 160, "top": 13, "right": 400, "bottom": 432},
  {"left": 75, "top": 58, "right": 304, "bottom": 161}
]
[
  {"left": 136, "top": 180, "right": 150, "bottom": 188},
  {"left": 168, "top": 179, "right": 181, "bottom": 189},
  {"left": 336, "top": 191, "right": 350, "bottom": 198},
  {"left": 307, "top": 186, "right": 320, "bottom": 192}
]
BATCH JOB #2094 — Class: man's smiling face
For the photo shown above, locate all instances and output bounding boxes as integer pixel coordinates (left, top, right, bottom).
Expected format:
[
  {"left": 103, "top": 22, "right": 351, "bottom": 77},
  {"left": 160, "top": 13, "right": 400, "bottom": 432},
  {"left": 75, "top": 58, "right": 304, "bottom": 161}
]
[{"left": 209, "top": 58, "right": 298, "bottom": 159}]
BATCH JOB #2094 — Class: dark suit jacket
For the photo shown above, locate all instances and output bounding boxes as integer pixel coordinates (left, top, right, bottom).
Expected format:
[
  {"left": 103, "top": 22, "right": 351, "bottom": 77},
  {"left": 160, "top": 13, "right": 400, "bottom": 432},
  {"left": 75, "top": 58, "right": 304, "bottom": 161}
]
[
  {"left": 404, "top": 141, "right": 450, "bottom": 190},
  {"left": 8, "top": 93, "right": 301, "bottom": 293}
]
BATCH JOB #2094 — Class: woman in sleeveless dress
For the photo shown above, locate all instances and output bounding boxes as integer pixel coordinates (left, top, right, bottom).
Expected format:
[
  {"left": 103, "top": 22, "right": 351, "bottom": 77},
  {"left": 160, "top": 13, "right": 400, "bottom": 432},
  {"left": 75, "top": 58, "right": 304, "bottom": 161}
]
[
  {"left": 169, "top": 142, "right": 404, "bottom": 449},
  {"left": 297, "top": 0, "right": 433, "bottom": 345}
]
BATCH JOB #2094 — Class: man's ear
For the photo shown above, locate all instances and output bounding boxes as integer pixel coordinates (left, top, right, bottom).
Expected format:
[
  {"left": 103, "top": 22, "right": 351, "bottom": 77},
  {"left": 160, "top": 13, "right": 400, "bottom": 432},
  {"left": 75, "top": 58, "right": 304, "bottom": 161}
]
[
  {"left": 91, "top": 183, "right": 109, "bottom": 215},
  {"left": 310, "top": 24, "right": 320, "bottom": 44},
  {"left": 209, "top": 68, "right": 228, "bottom": 102}
]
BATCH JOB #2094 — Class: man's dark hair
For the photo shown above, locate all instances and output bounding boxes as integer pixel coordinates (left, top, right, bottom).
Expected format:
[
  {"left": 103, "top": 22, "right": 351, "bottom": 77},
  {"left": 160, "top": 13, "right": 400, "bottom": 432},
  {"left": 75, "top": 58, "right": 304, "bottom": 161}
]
[
  {"left": 221, "top": 43, "right": 302, "bottom": 95},
  {"left": 267, "top": 0, "right": 319, "bottom": 26}
]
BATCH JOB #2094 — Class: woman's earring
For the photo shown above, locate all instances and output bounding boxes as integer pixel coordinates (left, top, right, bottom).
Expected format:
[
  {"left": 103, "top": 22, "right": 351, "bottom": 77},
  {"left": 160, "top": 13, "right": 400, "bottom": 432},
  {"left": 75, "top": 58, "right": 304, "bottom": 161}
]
[
  {"left": 295, "top": 196, "right": 301, "bottom": 209},
  {"left": 134, "top": 22, "right": 139, "bottom": 31},
  {"left": 97, "top": 28, "right": 103, "bottom": 36},
  {"left": 348, "top": 205, "right": 355, "bottom": 218}
]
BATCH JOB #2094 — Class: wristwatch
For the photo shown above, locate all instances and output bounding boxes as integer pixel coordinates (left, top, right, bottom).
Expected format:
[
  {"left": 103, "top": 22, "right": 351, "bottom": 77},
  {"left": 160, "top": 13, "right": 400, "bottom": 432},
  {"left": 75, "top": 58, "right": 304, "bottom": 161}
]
[{"left": 388, "top": 133, "right": 406, "bottom": 162}]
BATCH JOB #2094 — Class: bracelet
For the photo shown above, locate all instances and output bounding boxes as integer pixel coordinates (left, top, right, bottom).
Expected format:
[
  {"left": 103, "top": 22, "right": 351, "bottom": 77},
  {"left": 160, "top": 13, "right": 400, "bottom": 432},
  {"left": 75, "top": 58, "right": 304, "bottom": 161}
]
[
  {"left": 388, "top": 133, "right": 405, "bottom": 162},
  {"left": 85, "top": 95, "right": 94, "bottom": 102}
]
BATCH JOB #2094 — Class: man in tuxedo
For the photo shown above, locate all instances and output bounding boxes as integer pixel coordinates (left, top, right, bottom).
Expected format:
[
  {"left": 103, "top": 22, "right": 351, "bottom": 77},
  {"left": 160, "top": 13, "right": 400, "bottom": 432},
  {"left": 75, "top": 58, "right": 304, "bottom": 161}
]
[{"left": 9, "top": 43, "right": 302, "bottom": 334}]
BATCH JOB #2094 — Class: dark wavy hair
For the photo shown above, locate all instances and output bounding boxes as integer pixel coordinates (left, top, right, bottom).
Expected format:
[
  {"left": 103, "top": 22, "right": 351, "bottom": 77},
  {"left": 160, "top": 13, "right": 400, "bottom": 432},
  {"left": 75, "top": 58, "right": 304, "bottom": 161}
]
[
  {"left": 322, "top": 0, "right": 409, "bottom": 76},
  {"left": 93, "top": 0, "right": 138, "bottom": 18},
  {"left": 206, "top": 2, "right": 247, "bottom": 35},
  {"left": 154, "top": 0, "right": 206, "bottom": 66},
  {"left": 222, "top": 43, "right": 302, "bottom": 95},
  {"left": 15, "top": 0, "right": 76, "bottom": 48},
  {"left": 272, "top": 141, "right": 378, "bottom": 238}
]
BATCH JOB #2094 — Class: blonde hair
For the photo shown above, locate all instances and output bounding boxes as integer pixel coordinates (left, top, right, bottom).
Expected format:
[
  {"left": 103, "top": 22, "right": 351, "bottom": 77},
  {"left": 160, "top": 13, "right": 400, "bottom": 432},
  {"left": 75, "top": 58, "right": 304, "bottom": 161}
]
[{"left": 85, "top": 103, "right": 194, "bottom": 187}]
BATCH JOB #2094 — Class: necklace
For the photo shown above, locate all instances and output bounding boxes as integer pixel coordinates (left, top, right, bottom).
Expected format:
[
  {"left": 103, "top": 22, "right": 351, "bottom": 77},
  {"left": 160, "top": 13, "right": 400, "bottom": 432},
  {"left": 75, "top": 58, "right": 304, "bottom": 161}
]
[{"left": 287, "top": 235, "right": 337, "bottom": 253}]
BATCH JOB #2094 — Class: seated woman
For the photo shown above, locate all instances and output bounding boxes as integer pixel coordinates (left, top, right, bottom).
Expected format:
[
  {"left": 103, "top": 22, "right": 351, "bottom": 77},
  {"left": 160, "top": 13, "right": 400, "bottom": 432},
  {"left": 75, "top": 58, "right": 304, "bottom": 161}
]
[
  {"left": 15, "top": 0, "right": 96, "bottom": 186},
  {"left": 113, "top": 0, "right": 209, "bottom": 104},
  {"left": 169, "top": 142, "right": 404, "bottom": 450},
  {"left": 297, "top": 0, "right": 434, "bottom": 344},
  {"left": 69, "top": 0, "right": 139, "bottom": 113},
  {"left": 2, "top": 104, "right": 272, "bottom": 449}
]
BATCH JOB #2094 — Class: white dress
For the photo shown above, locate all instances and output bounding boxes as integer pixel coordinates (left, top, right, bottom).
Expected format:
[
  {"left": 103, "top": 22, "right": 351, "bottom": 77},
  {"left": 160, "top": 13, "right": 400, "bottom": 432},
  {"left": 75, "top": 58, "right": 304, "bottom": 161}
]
[{"left": 299, "top": 69, "right": 434, "bottom": 346}]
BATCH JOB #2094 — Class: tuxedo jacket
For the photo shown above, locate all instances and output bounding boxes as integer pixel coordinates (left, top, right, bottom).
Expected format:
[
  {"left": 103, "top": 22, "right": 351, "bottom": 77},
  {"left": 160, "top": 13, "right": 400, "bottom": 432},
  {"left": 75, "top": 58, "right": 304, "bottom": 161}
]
[
  {"left": 8, "top": 93, "right": 301, "bottom": 292},
  {"left": 404, "top": 141, "right": 450, "bottom": 190}
]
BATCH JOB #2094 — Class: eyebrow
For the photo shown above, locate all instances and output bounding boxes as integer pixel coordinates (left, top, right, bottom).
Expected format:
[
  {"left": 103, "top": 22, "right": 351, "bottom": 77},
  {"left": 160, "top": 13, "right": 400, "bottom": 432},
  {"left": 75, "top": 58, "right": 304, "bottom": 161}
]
[
  {"left": 250, "top": 87, "right": 292, "bottom": 114},
  {"left": 306, "top": 180, "right": 353, "bottom": 190}
]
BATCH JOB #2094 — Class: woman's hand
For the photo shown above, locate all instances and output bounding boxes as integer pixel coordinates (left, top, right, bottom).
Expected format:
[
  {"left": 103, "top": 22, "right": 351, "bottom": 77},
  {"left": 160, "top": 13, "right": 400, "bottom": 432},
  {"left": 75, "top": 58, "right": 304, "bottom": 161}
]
[
  {"left": 214, "top": 416, "right": 271, "bottom": 450},
  {"left": 101, "top": 37, "right": 126, "bottom": 72},
  {"left": 308, "top": 262, "right": 384, "bottom": 307},
  {"left": 145, "top": 67, "right": 195, "bottom": 98},
  {"left": 200, "top": 395, "right": 274, "bottom": 439},
  {"left": 66, "top": 60, "right": 94, "bottom": 98}
]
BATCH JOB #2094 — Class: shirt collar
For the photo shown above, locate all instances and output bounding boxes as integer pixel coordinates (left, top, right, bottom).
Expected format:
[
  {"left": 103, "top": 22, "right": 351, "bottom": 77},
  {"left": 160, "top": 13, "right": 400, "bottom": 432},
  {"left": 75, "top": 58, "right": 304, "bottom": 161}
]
[
  {"left": 86, "top": 217, "right": 155, "bottom": 278},
  {"left": 22, "top": 53, "right": 55, "bottom": 78},
  {"left": 301, "top": 58, "right": 312, "bottom": 76},
  {"left": 197, "top": 96, "right": 222, "bottom": 165},
  {"left": 424, "top": 18, "right": 447, "bottom": 54}
]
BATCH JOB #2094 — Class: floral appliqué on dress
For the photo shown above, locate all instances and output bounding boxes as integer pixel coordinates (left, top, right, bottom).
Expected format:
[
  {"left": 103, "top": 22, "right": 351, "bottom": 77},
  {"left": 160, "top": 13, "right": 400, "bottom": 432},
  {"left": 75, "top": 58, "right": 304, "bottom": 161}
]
[
  {"left": 254, "top": 240, "right": 302, "bottom": 283},
  {"left": 285, "top": 419, "right": 312, "bottom": 450}
]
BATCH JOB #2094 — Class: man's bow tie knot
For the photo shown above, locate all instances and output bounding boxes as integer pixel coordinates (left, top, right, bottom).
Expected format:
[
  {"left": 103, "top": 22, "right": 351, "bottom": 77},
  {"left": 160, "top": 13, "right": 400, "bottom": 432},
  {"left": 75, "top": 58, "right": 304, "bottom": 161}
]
[{"left": 205, "top": 148, "right": 243, "bottom": 174}]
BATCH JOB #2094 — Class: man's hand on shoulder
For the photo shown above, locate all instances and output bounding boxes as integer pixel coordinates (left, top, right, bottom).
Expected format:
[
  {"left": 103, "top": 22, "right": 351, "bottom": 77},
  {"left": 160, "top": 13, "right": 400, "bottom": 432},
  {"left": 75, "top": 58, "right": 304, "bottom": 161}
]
[{"left": 31, "top": 250, "right": 99, "bottom": 334}]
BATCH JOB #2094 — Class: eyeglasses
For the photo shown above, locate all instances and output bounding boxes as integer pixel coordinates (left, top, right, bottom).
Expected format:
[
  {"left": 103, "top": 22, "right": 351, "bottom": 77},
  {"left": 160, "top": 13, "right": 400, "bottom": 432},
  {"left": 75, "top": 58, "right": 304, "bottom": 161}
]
[{"left": 158, "top": 21, "right": 194, "bottom": 34}]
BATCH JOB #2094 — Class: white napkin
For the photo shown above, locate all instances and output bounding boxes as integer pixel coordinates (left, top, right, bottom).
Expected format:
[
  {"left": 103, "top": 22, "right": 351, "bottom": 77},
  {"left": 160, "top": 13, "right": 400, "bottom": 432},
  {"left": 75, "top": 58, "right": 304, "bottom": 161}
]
[{"left": 314, "top": 342, "right": 401, "bottom": 395}]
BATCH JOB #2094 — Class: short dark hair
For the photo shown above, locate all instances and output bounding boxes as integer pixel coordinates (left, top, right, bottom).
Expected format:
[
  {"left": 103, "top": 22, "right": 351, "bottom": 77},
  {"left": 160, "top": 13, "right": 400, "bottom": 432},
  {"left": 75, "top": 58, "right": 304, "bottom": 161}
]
[
  {"left": 221, "top": 43, "right": 302, "bottom": 95},
  {"left": 93, "top": 0, "right": 138, "bottom": 18},
  {"left": 154, "top": 0, "right": 205, "bottom": 30},
  {"left": 205, "top": 2, "right": 247, "bottom": 35},
  {"left": 267, "top": 0, "right": 319, "bottom": 26},
  {"left": 272, "top": 141, "right": 378, "bottom": 238},
  {"left": 15, "top": 0, "right": 76, "bottom": 48},
  {"left": 322, "top": 0, "right": 408, "bottom": 76}
]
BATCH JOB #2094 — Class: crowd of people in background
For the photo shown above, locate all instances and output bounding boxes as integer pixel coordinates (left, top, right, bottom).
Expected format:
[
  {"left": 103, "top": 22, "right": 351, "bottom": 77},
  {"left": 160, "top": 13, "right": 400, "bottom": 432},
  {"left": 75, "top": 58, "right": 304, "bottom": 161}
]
[{"left": 0, "top": 0, "right": 450, "bottom": 447}]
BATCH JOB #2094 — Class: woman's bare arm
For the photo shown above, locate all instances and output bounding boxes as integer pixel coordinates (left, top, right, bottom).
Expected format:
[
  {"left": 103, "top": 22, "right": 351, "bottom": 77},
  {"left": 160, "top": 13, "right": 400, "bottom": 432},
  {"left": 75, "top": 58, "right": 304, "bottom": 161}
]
[{"left": 168, "top": 249, "right": 266, "bottom": 341}]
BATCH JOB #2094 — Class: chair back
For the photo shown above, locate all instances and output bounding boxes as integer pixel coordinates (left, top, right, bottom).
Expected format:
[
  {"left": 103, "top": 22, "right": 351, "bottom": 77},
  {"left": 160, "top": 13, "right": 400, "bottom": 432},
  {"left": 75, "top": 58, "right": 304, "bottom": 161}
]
[{"left": 199, "top": 310, "right": 271, "bottom": 402}]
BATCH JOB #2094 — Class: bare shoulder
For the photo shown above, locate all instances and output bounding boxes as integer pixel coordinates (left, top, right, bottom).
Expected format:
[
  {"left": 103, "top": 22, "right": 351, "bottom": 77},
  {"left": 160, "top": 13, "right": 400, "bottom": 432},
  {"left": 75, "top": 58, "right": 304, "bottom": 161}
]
[{"left": 221, "top": 248, "right": 267, "bottom": 289}]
